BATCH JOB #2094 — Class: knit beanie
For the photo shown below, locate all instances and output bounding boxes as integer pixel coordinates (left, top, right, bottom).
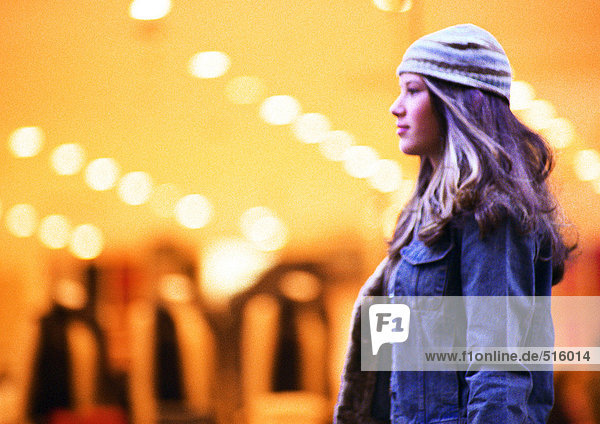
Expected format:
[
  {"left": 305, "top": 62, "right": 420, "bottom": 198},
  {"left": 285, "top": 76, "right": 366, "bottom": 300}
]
[{"left": 396, "top": 24, "right": 512, "bottom": 102}]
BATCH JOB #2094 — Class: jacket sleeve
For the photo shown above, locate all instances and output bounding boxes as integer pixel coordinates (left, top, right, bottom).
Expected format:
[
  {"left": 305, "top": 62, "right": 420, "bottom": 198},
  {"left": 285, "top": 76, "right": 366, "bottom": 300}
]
[
  {"left": 459, "top": 214, "right": 542, "bottom": 423},
  {"left": 333, "top": 258, "right": 390, "bottom": 424}
]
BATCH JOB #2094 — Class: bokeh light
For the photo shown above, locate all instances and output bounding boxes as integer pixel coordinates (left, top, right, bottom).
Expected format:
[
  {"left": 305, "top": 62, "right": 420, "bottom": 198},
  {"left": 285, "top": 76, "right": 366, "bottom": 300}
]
[
  {"left": 389, "top": 179, "right": 415, "bottom": 207},
  {"left": 39, "top": 215, "right": 71, "bottom": 249},
  {"left": 150, "top": 183, "right": 182, "bottom": 218},
  {"left": 593, "top": 178, "right": 600, "bottom": 195},
  {"left": 6, "top": 204, "right": 38, "bottom": 238},
  {"left": 292, "top": 113, "right": 331, "bottom": 144},
  {"left": 259, "top": 95, "right": 301, "bottom": 125},
  {"left": 225, "top": 76, "right": 265, "bottom": 104},
  {"left": 118, "top": 171, "right": 153, "bottom": 205},
  {"left": 158, "top": 273, "right": 194, "bottom": 303},
  {"left": 8, "top": 127, "right": 44, "bottom": 158},
  {"left": 239, "top": 206, "right": 289, "bottom": 252},
  {"left": 510, "top": 81, "right": 535, "bottom": 111},
  {"left": 189, "top": 51, "right": 231, "bottom": 79},
  {"left": 318, "top": 130, "right": 355, "bottom": 161},
  {"left": 369, "top": 159, "right": 403, "bottom": 193},
  {"left": 54, "top": 278, "right": 87, "bottom": 310},
  {"left": 175, "top": 194, "right": 213, "bottom": 229},
  {"left": 520, "top": 99, "right": 556, "bottom": 130},
  {"left": 129, "top": 0, "right": 171, "bottom": 20},
  {"left": 85, "top": 158, "right": 120, "bottom": 191},
  {"left": 373, "top": 0, "right": 412, "bottom": 12},
  {"left": 343, "top": 145, "right": 380, "bottom": 178},
  {"left": 573, "top": 149, "right": 600, "bottom": 182},
  {"left": 69, "top": 224, "right": 104, "bottom": 260},
  {"left": 202, "top": 237, "right": 276, "bottom": 304},
  {"left": 542, "top": 118, "right": 575, "bottom": 149},
  {"left": 50, "top": 143, "right": 86, "bottom": 175},
  {"left": 278, "top": 271, "right": 322, "bottom": 303}
]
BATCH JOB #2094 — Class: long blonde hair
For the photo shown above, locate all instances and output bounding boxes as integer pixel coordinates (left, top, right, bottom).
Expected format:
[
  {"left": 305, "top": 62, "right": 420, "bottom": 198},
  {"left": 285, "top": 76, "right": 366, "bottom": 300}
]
[{"left": 386, "top": 76, "right": 576, "bottom": 285}]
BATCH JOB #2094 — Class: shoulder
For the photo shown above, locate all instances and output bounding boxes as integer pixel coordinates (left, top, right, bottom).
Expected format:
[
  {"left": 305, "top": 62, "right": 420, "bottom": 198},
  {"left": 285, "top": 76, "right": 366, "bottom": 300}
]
[
  {"left": 450, "top": 209, "right": 530, "bottom": 240},
  {"left": 449, "top": 211, "right": 541, "bottom": 262}
]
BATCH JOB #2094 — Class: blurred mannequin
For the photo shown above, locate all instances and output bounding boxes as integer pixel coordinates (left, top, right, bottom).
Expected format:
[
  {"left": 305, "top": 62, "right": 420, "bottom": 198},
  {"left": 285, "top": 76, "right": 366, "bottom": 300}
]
[
  {"left": 128, "top": 244, "right": 216, "bottom": 424},
  {"left": 27, "top": 269, "right": 124, "bottom": 424},
  {"left": 232, "top": 263, "right": 331, "bottom": 424}
]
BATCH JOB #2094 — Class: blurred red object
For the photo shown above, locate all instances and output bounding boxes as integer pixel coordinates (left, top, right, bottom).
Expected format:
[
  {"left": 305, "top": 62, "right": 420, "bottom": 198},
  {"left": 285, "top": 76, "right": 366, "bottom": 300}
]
[{"left": 48, "top": 407, "right": 127, "bottom": 424}]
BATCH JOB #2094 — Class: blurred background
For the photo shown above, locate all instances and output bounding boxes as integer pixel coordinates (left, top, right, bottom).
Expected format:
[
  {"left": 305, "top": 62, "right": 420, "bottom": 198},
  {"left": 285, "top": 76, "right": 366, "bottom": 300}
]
[{"left": 0, "top": 0, "right": 599, "bottom": 423}]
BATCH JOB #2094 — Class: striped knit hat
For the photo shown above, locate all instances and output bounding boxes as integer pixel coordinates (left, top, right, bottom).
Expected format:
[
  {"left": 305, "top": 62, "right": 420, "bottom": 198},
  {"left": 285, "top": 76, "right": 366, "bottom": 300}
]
[{"left": 396, "top": 24, "right": 512, "bottom": 102}]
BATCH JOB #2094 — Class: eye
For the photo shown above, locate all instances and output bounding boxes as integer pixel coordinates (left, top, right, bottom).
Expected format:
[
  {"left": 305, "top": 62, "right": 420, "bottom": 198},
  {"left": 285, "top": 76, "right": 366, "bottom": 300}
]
[{"left": 407, "top": 88, "right": 419, "bottom": 95}]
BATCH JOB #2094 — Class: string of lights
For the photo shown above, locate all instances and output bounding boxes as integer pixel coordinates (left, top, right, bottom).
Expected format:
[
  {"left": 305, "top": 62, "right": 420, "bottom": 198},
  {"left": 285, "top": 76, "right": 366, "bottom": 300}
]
[{"left": 2, "top": 0, "right": 597, "bottom": 265}]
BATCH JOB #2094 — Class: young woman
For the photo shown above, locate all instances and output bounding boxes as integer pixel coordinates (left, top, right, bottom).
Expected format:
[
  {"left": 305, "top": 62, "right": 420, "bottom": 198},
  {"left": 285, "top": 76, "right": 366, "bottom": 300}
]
[{"left": 334, "top": 24, "right": 576, "bottom": 423}]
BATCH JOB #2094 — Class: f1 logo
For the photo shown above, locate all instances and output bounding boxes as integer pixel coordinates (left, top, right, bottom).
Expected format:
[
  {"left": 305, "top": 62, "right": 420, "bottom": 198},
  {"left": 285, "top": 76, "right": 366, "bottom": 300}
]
[{"left": 369, "top": 303, "right": 410, "bottom": 355}]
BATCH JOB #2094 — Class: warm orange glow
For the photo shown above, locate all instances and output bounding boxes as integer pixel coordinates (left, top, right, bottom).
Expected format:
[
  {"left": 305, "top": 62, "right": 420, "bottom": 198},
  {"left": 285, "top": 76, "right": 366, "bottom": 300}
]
[
  {"left": 520, "top": 99, "right": 556, "bottom": 130},
  {"left": 175, "top": 194, "right": 213, "bottom": 229},
  {"left": 239, "top": 207, "right": 288, "bottom": 252},
  {"left": 225, "top": 76, "right": 265, "bottom": 105},
  {"left": 39, "top": 214, "right": 71, "bottom": 249},
  {"left": 318, "top": 130, "right": 354, "bottom": 161},
  {"left": 373, "top": 0, "right": 412, "bottom": 12},
  {"left": 0, "top": 0, "right": 597, "bottom": 346},
  {"left": 369, "top": 159, "right": 403, "bottom": 193},
  {"left": 189, "top": 51, "right": 231, "bottom": 79},
  {"left": 383, "top": 179, "right": 416, "bottom": 238},
  {"left": 593, "top": 179, "right": 600, "bottom": 195},
  {"left": 69, "top": 224, "right": 104, "bottom": 260},
  {"left": 158, "top": 273, "right": 194, "bottom": 303},
  {"left": 129, "top": 0, "right": 171, "bottom": 20},
  {"left": 5, "top": 204, "right": 38, "bottom": 238},
  {"left": 54, "top": 278, "right": 88, "bottom": 310},
  {"left": 50, "top": 143, "right": 86, "bottom": 176},
  {"left": 251, "top": 216, "right": 288, "bottom": 252},
  {"left": 382, "top": 181, "right": 417, "bottom": 240},
  {"left": 343, "top": 145, "right": 379, "bottom": 179},
  {"left": 150, "top": 183, "right": 182, "bottom": 218},
  {"left": 201, "top": 238, "right": 275, "bottom": 304},
  {"left": 292, "top": 113, "right": 331, "bottom": 144},
  {"left": 543, "top": 117, "right": 575, "bottom": 149},
  {"left": 259, "top": 96, "right": 301, "bottom": 125},
  {"left": 278, "top": 270, "right": 322, "bottom": 302},
  {"left": 510, "top": 81, "right": 535, "bottom": 111},
  {"left": 85, "top": 158, "right": 120, "bottom": 191},
  {"left": 239, "top": 207, "right": 272, "bottom": 235},
  {"left": 382, "top": 204, "right": 399, "bottom": 240},
  {"left": 573, "top": 149, "right": 600, "bottom": 182},
  {"left": 8, "top": 126, "right": 44, "bottom": 158},
  {"left": 118, "top": 171, "right": 153, "bottom": 205}
]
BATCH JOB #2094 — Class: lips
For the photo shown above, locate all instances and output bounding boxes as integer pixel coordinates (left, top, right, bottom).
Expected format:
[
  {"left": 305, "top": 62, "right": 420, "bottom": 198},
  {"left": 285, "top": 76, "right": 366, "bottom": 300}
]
[{"left": 397, "top": 124, "right": 409, "bottom": 135}]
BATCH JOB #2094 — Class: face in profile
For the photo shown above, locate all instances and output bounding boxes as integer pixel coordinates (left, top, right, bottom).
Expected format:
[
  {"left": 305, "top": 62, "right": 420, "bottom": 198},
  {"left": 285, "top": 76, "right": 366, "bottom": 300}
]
[{"left": 390, "top": 73, "right": 443, "bottom": 163}]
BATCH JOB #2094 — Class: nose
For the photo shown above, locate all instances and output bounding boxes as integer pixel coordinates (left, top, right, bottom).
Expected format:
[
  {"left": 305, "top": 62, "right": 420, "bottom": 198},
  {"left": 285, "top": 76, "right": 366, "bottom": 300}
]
[{"left": 390, "top": 95, "right": 405, "bottom": 117}]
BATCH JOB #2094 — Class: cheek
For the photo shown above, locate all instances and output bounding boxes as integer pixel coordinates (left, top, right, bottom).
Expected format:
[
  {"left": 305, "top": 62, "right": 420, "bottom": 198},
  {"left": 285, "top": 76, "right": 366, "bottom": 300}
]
[
  {"left": 416, "top": 105, "right": 442, "bottom": 147},
  {"left": 424, "top": 116, "right": 442, "bottom": 143}
]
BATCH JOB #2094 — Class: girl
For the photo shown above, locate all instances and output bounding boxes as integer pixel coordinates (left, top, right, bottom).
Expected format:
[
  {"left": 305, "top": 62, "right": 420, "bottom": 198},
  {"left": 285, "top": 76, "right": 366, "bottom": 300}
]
[{"left": 334, "top": 24, "right": 576, "bottom": 423}]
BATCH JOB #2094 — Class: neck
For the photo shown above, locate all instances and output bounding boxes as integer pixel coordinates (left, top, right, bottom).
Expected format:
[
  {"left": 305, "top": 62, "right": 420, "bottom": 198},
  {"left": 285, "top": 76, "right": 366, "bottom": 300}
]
[{"left": 425, "top": 154, "right": 441, "bottom": 172}]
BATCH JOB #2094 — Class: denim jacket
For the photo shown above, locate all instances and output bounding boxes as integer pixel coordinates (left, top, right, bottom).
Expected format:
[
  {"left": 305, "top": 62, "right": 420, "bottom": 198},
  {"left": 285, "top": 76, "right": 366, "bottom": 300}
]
[
  {"left": 333, "top": 212, "right": 555, "bottom": 424},
  {"left": 386, "top": 213, "right": 554, "bottom": 424}
]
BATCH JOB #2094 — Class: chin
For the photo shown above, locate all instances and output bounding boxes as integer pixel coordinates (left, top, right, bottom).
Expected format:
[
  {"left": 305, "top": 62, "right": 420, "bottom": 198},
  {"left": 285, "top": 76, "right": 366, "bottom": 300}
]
[{"left": 398, "top": 143, "right": 419, "bottom": 156}]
